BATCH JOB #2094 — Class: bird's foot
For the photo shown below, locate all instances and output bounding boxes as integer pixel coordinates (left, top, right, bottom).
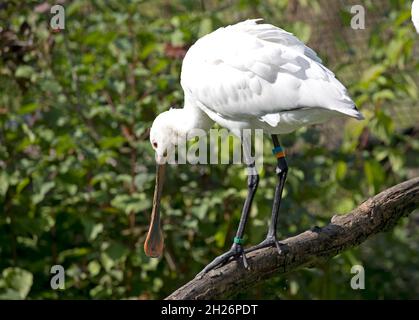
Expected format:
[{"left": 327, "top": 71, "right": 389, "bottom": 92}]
[
  {"left": 196, "top": 243, "right": 249, "bottom": 277},
  {"left": 245, "top": 236, "right": 285, "bottom": 255}
]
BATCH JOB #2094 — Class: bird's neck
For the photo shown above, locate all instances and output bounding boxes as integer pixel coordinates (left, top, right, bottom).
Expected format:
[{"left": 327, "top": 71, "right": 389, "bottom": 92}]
[{"left": 171, "top": 105, "right": 214, "bottom": 137}]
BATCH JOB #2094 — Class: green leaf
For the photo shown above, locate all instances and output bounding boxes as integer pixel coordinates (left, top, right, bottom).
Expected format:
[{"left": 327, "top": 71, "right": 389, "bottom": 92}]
[
  {"left": 334, "top": 161, "right": 347, "bottom": 181},
  {"left": 15, "top": 66, "right": 34, "bottom": 78},
  {"left": 360, "top": 65, "right": 386, "bottom": 87},
  {"left": 99, "top": 136, "right": 126, "bottom": 149},
  {"left": 18, "top": 103, "right": 38, "bottom": 115},
  {"left": 0, "top": 171, "right": 9, "bottom": 197},
  {"left": 16, "top": 177, "right": 30, "bottom": 194},
  {"left": 364, "top": 159, "right": 385, "bottom": 194},
  {"left": 0, "top": 268, "right": 33, "bottom": 299},
  {"left": 198, "top": 18, "right": 213, "bottom": 38},
  {"left": 33, "top": 181, "right": 55, "bottom": 204},
  {"left": 87, "top": 261, "right": 101, "bottom": 277},
  {"left": 106, "top": 242, "right": 128, "bottom": 261}
]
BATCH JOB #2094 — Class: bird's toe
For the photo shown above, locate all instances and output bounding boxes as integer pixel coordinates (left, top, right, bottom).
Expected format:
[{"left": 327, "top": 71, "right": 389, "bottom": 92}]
[
  {"left": 245, "top": 236, "right": 286, "bottom": 255},
  {"left": 197, "top": 244, "right": 249, "bottom": 276}
]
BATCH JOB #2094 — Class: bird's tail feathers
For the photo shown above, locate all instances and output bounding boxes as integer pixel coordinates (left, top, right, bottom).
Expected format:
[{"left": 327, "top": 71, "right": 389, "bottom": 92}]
[{"left": 329, "top": 104, "right": 364, "bottom": 120}]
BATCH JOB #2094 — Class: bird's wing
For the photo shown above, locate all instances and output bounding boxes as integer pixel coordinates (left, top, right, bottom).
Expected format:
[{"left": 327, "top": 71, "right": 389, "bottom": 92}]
[
  {"left": 181, "top": 19, "right": 362, "bottom": 123},
  {"left": 413, "top": 0, "right": 419, "bottom": 33}
]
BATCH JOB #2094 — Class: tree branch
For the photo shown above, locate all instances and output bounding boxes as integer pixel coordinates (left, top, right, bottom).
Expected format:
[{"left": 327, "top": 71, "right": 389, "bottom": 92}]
[{"left": 166, "top": 177, "right": 419, "bottom": 300}]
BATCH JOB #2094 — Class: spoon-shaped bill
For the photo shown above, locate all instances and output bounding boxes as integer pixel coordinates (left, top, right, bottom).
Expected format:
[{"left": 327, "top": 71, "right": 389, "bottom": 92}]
[{"left": 144, "top": 164, "right": 166, "bottom": 257}]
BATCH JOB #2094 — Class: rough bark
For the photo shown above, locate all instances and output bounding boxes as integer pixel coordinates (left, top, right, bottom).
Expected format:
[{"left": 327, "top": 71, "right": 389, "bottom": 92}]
[{"left": 166, "top": 177, "right": 419, "bottom": 300}]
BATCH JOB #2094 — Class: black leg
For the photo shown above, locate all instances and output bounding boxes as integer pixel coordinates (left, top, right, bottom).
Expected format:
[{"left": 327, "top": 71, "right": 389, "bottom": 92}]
[
  {"left": 246, "top": 135, "right": 288, "bottom": 254},
  {"left": 197, "top": 162, "right": 259, "bottom": 275}
]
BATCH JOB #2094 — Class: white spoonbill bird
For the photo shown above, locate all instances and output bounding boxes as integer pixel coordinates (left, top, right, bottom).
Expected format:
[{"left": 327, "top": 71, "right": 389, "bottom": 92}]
[
  {"left": 145, "top": 19, "right": 363, "bottom": 273},
  {"left": 413, "top": 0, "right": 419, "bottom": 33}
]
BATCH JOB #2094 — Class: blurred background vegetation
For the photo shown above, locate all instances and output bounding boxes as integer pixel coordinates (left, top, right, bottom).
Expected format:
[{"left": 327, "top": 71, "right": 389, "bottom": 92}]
[{"left": 0, "top": 0, "right": 418, "bottom": 299}]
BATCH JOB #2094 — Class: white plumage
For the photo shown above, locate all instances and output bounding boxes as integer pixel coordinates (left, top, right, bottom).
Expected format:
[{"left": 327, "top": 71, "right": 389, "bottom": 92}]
[
  {"left": 413, "top": 0, "right": 419, "bottom": 33},
  {"left": 149, "top": 19, "right": 364, "bottom": 162},
  {"left": 179, "top": 19, "right": 363, "bottom": 135}
]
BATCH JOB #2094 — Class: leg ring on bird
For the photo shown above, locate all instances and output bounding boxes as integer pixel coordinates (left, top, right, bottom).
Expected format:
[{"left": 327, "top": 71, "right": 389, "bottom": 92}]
[
  {"left": 234, "top": 237, "right": 244, "bottom": 245},
  {"left": 272, "top": 146, "right": 286, "bottom": 159}
]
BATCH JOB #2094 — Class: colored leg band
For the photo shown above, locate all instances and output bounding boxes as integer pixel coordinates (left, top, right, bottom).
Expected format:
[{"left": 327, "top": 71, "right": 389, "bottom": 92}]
[
  {"left": 234, "top": 237, "right": 244, "bottom": 245},
  {"left": 272, "top": 146, "right": 286, "bottom": 158}
]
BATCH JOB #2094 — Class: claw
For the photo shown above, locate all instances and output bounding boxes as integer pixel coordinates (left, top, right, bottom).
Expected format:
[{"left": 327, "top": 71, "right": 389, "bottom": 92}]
[
  {"left": 274, "top": 239, "right": 282, "bottom": 255},
  {"left": 197, "top": 244, "right": 249, "bottom": 277},
  {"left": 241, "top": 250, "right": 249, "bottom": 269},
  {"left": 245, "top": 236, "right": 284, "bottom": 255}
]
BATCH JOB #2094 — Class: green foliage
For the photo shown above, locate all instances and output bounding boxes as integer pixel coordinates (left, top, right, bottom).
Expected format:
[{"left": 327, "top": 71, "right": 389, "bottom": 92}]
[
  {"left": 0, "top": 267, "right": 33, "bottom": 299},
  {"left": 0, "top": 0, "right": 418, "bottom": 299}
]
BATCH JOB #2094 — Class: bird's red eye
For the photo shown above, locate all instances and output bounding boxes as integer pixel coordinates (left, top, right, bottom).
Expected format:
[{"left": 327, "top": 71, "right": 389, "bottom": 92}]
[{"left": 153, "top": 142, "right": 158, "bottom": 149}]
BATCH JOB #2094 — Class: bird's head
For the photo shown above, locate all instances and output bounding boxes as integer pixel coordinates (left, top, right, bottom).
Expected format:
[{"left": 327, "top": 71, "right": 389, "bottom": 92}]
[
  {"left": 144, "top": 109, "right": 181, "bottom": 258},
  {"left": 149, "top": 109, "right": 180, "bottom": 164}
]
